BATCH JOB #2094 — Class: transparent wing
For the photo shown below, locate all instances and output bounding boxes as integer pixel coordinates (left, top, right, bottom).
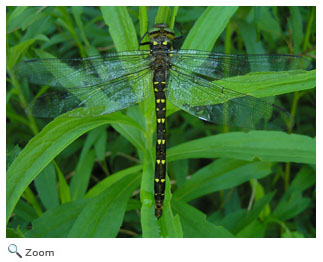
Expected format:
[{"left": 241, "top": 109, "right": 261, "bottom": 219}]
[
  {"left": 15, "top": 50, "right": 151, "bottom": 87},
  {"left": 169, "top": 50, "right": 312, "bottom": 82},
  {"left": 167, "top": 67, "right": 292, "bottom": 130},
  {"left": 27, "top": 69, "right": 152, "bottom": 118},
  {"left": 14, "top": 51, "right": 152, "bottom": 117}
]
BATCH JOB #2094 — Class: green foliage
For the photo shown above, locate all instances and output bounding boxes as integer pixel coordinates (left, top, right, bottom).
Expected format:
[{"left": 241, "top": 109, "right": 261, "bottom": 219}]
[
  {"left": 182, "top": 6, "right": 238, "bottom": 50},
  {"left": 7, "top": 6, "right": 316, "bottom": 238},
  {"left": 168, "top": 131, "right": 315, "bottom": 163}
]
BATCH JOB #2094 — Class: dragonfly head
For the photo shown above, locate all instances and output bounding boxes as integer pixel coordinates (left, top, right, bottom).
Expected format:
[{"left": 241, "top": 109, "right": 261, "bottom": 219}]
[{"left": 149, "top": 23, "right": 175, "bottom": 43}]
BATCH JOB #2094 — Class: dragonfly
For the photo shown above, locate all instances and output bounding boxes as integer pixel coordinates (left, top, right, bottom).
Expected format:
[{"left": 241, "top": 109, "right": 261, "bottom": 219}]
[{"left": 14, "top": 23, "right": 311, "bottom": 219}]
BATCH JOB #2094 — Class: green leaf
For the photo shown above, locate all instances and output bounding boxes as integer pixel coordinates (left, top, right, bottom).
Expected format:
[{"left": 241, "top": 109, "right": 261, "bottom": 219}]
[
  {"left": 6, "top": 145, "right": 21, "bottom": 171},
  {"left": 237, "top": 20, "right": 265, "bottom": 53},
  {"left": 34, "top": 163, "right": 59, "bottom": 210},
  {"left": 288, "top": 165, "right": 316, "bottom": 193},
  {"left": 218, "top": 191, "right": 275, "bottom": 234},
  {"left": 6, "top": 112, "right": 141, "bottom": 224},
  {"left": 54, "top": 162, "right": 71, "bottom": 204},
  {"left": 71, "top": 6, "right": 90, "bottom": 48},
  {"left": 255, "top": 7, "right": 282, "bottom": 41},
  {"left": 173, "top": 159, "right": 189, "bottom": 188},
  {"left": 167, "top": 131, "right": 315, "bottom": 164},
  {"left": 85, "top": 165, "right": 143, "bottom": 198},
  {"left": 67, "top": 173, "right": 140, "bottom": 237},
  {"left": 126, "top": 198, "right": 141, "bottom": 211},
  {"left": 282, "top": 231, "right": 305, "bottom": 238},
  {"left": 224, "top": 188, "right": 241, "bottom": 213},
  {"left": 174, "top": 159, "right": 272, "bottom": 202},
  {"left": 26, "top": 199, "right": 89, "bottom": 237},
  {"left": 140, "top": 154, "right": 159, "bottom": 238},
  {"left": 78, "top": 126, "right": 107, "bottom": 162},
  {"left": 7, "top": 6, "right": 45, "bottom": 33},
  {"left": 289, "top": 7, "right": 304, "bottom": 53},
  {"left": 94, "top": 128, "right": 107, "bottom": 161},
  {"left": 236, "top": 219, "right": 266, "bottom": 238},
  {"left": 70, "top": 149, "right": 96, "bottom": 200},
  {"left": 22, "top": 187, "right": 43, "bottom": 216},
  {"left": 7, "top": 228, "right": 25, "bottom": 238},
  {"left": 217, "top": 70, "right": 315, "bottom": 98},
  {"left": 169, "top": 7, "right": 179, "bottom": 29},
  {"left": 14, "top": 199, "right": 39, "bottom": 223},
  {"left": 155, "top": 7, "right": 171, "bottom": 24},
  {"left": 272, "top": 166, "right": 315, "bottom": 220},
  {"left": 182, "top": 6, "right": 238, "bottom": 50},
  {"left": 7, "top": 39, "right": 36, "bottom": 70},
  {"left": 100, "top": 6, "right": 138, "bottom": 51},
  {"left": 112, "top": 119, "right": 145, "bottom": 152},
  {"left": 7, "top": 6, "right": 28, "bottom": 24},
  {"left": 139, "top": 7, "right": 148, "bottom": 40},
  {"left": 171, "top": 200, "right": 234, "bottom": 237},
  {"left": 250, "top": 179, "right": 271, "bottom": 219}
]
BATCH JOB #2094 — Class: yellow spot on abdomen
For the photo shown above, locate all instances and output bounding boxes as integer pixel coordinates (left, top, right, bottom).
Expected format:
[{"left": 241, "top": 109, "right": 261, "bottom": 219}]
[
  {"left": 161, "top": 160, "right": 166, "bottom": 165},
  {"left": 156, "top": 160, "right": 161, "bottom": 164},
  {"left": 157, "top": 139, "right": 161, "bottom": 144},
  {"left": 156, "top": 99, "right": 160, "bottom": 103},
  {"left": 155, "top": 178, "right": 160, "bottom": 182},
  {"left": 161, "top": 178, "right": 165, "bottom": 183},
  {"left": 162, "top": 41, "right": 167, "bottom": 45},
  {"left": 161, "top": 118, "right": 165, "bottom": 123},
  {"left": 153, "top": 41, "right": 158, "bottom": 45},
  {"left": 161, "top": 99, "right": 165, "bottom": 103},
  {"left": 162, "top": 140, "right": 165, "bottom": 144},
  {"left": 157, "top": 119, "right": 161, "bottom": 123},
  {"left": 154, "top": 82, "right": 159, "bottom": 84}
]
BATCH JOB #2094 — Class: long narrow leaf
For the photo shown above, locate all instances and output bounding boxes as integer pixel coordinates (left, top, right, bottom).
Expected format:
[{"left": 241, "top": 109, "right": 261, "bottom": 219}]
[
  {"left": 171, "top": 200, "right": 234, "bottom": 237},
  {"left": 6, "top": 112, "right": 141, "bottom": 223},
  {"left": 174, "top": 159, "right": 272, "bottom": 202},
  {"left": 67, "top": 173, "right": 140, "bottom": 237},
  {"left": 167, "top": 131, "right": 315, "bottom": 164},
  {"left": 182, "top": 6, "right": 238, "bottom": 50}
]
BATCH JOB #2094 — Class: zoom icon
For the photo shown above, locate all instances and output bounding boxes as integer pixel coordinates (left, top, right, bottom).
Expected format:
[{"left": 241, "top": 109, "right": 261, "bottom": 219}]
[{"left": 8, "top": 244, "right": 22, "bottom": 258}]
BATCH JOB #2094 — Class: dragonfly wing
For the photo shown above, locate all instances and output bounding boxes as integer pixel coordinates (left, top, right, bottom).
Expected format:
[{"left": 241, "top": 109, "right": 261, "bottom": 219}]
[
  {"left": 14, "top": 51, "right": 151, "bottom": 88},
  {"left": 27, "top": 69, "right": 152, "bottom": 117},
  {"left": 170, "top": 50, "right": 311, "bottom": 82},
  {"left": 167, "top": 67, "right": 292, "bottom": 130}
]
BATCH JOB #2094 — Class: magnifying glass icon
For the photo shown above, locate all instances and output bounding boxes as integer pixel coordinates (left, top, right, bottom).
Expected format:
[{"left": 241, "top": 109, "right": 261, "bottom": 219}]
[{"left": 8, "top": 244, "right": 22, "bottom": 258}]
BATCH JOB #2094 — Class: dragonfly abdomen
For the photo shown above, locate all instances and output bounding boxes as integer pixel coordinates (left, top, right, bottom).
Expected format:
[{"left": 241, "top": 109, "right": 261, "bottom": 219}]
[{"left": 153, "top": 70, "right": 167, "bottom": 219}]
